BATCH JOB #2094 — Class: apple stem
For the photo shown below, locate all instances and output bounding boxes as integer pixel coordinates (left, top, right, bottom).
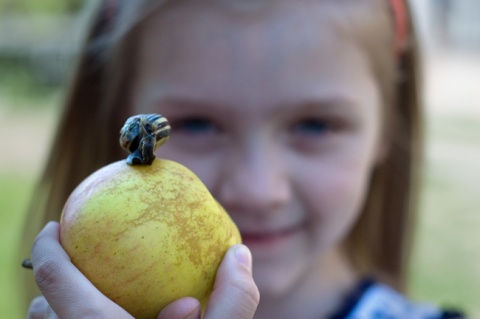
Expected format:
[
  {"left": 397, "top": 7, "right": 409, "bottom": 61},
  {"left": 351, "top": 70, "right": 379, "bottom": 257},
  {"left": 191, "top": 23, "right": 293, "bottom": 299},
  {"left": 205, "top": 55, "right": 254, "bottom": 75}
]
[{"left": 22, "top": 258, "right": 33, "bottom": 269}]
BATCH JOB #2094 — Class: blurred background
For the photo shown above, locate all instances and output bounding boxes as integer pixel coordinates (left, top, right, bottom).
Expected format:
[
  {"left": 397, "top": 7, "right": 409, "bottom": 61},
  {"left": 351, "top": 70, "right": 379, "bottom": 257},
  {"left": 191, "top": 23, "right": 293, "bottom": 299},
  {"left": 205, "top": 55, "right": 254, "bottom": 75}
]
[{"left": 0, "top": 0, "right": 479, "bottom": 317}]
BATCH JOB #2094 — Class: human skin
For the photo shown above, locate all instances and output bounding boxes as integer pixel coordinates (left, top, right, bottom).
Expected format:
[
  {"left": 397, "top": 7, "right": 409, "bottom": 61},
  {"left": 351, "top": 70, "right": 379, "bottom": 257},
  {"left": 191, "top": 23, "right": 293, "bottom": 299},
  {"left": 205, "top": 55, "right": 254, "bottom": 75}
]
[{"left": 131, "top": 0, "right": 385, "bottom": 318}]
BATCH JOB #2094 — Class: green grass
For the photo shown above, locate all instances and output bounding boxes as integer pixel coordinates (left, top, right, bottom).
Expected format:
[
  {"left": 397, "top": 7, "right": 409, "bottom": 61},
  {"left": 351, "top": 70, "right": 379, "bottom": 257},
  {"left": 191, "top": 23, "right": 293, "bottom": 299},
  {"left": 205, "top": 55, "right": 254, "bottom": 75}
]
[
  {"left": 0, "top": 0, "right": 83, "bottom": 15},
  {"left": 410, "top": 168, "right": 480, "bottom": 313},
  {"left": 408, "top": 115, "right": 480, "bottom": 316},
  {"left": 0, "top": 172, "right": 36, "bottom": 318},
  {"left": 0, "top": 60, "right": 58, "bottom": 317}
]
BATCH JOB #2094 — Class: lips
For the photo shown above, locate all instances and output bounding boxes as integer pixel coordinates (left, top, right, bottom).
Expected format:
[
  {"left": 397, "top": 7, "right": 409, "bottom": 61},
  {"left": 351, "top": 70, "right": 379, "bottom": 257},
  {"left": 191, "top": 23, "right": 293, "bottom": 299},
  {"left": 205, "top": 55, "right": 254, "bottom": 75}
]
[{"left": 240, "top": 223, "right": 304, "bottom": 247}]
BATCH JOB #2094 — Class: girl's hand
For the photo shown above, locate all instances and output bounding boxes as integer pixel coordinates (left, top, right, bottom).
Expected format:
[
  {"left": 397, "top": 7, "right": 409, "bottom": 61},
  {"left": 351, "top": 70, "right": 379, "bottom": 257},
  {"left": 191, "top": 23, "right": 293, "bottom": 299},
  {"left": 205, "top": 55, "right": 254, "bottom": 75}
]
[{"left": 30, "top": 222, "right": 259, "bottom": 319}]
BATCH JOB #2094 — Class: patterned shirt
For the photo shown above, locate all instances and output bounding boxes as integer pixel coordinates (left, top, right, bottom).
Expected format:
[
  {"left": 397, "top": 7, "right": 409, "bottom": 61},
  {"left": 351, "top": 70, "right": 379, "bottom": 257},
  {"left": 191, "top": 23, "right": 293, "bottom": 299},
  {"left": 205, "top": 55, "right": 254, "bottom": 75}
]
[{"left": 330, "top": 279, "right": 466, "bottom": 319}]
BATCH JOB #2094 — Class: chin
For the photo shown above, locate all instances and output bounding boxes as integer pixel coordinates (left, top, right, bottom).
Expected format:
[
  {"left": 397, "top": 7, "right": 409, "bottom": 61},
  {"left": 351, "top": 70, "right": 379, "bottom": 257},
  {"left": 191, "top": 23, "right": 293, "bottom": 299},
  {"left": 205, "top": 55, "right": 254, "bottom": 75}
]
[{"left": 252, "top": 261, "right": 304, "bottom": 299}]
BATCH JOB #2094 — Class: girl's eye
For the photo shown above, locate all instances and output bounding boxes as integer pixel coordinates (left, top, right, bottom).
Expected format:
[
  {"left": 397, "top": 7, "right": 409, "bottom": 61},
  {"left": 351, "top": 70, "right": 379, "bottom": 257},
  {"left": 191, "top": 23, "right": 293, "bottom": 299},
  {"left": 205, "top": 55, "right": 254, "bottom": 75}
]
[
  {"left": 172, "top": 117, "right": 218, "bottom": 135},
  {"left": 292, "top": 119, "right": 331, "bottom": 136},
  {"left": 166, "top": 116, "right": 223, "bottom": 153}
]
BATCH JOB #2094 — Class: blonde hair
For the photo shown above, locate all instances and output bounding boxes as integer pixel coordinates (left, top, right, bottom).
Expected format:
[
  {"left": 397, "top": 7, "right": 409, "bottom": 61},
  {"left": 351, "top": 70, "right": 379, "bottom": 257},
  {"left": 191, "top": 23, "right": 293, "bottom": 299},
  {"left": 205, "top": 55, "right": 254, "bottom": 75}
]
[
  {"left": 336, "top": 0, "right": 423, "bottom": 291},
  {"left": 20, "top": 0, "right": 422, "bottom": 309}
]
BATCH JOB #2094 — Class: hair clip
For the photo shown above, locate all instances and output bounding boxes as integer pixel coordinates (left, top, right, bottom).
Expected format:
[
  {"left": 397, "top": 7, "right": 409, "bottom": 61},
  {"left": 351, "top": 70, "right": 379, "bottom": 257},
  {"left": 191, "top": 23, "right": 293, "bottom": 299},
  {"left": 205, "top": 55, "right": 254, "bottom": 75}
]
[{"left": 389, "top": 0, "right": 409, "bottom": 57}]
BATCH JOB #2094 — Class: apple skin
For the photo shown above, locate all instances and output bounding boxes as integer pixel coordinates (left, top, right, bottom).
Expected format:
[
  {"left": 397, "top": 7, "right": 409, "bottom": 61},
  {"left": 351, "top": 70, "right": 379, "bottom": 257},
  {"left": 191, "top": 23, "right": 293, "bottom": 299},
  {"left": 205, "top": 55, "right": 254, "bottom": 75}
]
[{"left": 60, "top": 159, "right": 241, "bottom": 319}]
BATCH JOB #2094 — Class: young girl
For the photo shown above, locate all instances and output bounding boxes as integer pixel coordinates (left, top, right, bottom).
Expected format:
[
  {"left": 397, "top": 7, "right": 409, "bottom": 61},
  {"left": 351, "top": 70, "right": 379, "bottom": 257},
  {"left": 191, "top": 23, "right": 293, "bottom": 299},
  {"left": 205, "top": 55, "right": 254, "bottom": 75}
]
[{"left": 21, "top": 0, "right": 466, "bottom": 318}]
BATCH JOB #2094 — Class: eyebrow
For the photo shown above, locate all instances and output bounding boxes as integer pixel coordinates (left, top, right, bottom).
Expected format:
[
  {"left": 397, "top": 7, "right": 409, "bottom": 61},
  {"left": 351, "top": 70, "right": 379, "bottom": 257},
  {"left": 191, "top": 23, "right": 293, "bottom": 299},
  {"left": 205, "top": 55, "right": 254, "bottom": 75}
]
[
  {"left": 278, "top": 94, "right": 365, "bottom": 118},
  {"left": 153, "top": 92, "right": 364, "bottom": 117},
  {"left": 154, "top": 96, "right": 228, "bottom": 112},
  {"left": 292, "top": 96, "right": 360, "bottom": 109}
]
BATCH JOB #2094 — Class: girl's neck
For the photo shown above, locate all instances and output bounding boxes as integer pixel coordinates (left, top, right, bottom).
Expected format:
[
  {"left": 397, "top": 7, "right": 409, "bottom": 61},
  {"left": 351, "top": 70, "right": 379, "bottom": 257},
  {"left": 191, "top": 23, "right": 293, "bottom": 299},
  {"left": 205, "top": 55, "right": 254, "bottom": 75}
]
[{"left": 253, "top": 247, "right": 358, "bottom": 319}]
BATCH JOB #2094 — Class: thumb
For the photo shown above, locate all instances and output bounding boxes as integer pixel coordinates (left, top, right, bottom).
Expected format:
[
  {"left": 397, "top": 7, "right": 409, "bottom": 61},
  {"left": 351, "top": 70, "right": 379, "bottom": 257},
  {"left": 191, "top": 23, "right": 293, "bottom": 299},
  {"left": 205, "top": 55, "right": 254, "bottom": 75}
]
[
  {"left": 204, "top": 244, "right": 260, "bottom": 319},
  {"left": 157, "top": 297, "right": 201, "bottom": 319}
]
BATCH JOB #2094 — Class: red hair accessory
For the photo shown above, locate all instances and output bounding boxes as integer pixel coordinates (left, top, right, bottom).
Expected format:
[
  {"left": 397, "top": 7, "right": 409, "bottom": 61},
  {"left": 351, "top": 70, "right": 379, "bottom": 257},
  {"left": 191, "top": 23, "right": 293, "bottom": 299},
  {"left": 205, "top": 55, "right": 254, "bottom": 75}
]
[{"left": 390, "top": 0, "right": 409, "bottom": 57}]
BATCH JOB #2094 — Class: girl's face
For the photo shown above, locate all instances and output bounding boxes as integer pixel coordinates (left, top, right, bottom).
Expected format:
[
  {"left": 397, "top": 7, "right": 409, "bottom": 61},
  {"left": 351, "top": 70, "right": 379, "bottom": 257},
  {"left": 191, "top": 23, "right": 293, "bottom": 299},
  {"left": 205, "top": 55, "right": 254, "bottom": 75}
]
[{"left": 132, "top": 0, "right": 384, "bottom": 299}]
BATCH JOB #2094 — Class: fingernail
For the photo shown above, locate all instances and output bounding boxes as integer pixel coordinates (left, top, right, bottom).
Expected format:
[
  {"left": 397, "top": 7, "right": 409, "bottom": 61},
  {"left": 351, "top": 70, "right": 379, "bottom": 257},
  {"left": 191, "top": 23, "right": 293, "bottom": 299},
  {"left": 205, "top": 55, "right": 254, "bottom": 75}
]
[{"left": 234, "top": 245, "right": 252, "bottom": 271}]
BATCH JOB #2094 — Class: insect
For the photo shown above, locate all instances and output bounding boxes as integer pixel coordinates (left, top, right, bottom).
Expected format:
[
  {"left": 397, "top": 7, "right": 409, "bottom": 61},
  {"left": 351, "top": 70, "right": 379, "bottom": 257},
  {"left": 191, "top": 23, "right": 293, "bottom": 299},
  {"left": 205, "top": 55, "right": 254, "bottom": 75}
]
[{"left": 119, "top": 114, "right": 171, "bottom": 165}]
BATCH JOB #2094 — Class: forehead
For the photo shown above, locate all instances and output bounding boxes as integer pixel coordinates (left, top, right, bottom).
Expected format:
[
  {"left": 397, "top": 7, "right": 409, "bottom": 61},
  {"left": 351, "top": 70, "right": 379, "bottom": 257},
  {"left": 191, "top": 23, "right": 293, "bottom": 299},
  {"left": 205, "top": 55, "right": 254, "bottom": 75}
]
[
  {"left": 137, "top": 0, "right": 383, "bottom": 48},
  {"left": 137, "top": 0, "right": 373, "bottom": 59},
  {"left": 132, "top": 0, "right": 382, "bottom": 108}
]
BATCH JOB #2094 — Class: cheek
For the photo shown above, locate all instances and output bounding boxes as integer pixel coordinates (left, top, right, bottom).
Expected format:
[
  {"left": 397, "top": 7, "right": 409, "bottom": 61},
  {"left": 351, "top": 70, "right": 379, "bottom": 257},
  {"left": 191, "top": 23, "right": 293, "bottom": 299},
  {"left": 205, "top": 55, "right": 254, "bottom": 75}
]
[
  {"left": 304, "top": 127, "right": 382, "bottom": 227},
  {"left": 155, "top": 144, "right": 219, "bottom": 189},
  {"left": 322, "top": 165, "right": 370, "bottom": 218},
  {"left": 299, "top": 158, "right": 374, "bottom": 248}
]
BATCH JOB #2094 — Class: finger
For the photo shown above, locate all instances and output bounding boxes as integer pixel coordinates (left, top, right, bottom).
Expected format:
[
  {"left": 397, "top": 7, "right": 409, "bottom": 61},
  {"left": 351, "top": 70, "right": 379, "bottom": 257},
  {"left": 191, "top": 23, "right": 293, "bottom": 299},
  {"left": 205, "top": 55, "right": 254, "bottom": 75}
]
[
  {"left": 27, "top": 296, "right": 48, "bottom": 319},
  {"left": 157, "top": 297, "right": 201, "bottom": 319},
  {"left": 204, "top": 245, "right": 260, "bottom": 319},
  {"left": 31, "top": 222, "right": 133, "bottom": 319},
  {"left": 44, "top": 305, "right": 59, "bottom": 319}
]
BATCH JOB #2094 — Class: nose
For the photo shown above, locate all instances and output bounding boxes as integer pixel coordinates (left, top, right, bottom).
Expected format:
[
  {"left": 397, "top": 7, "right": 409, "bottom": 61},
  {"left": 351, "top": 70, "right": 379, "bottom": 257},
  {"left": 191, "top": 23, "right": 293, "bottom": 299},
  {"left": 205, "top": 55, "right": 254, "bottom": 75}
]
[{"left": 215, "top": 140, "right": 291, "bottom": 214}]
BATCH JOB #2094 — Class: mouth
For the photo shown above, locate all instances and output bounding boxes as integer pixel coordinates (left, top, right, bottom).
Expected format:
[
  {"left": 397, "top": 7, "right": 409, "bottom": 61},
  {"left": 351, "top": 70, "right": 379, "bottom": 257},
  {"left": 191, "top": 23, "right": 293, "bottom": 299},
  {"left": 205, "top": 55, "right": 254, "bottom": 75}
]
[{"left": 240, "top": 224, "right": 304, "bottom": 248}]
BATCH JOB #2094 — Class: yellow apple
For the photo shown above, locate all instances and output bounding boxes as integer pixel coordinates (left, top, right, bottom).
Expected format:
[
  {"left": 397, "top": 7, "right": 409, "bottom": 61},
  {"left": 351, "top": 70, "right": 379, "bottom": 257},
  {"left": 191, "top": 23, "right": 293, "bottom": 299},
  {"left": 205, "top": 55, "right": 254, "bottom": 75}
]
[{"left": 60, "top": 158, "right": 241, "bottom": 319}]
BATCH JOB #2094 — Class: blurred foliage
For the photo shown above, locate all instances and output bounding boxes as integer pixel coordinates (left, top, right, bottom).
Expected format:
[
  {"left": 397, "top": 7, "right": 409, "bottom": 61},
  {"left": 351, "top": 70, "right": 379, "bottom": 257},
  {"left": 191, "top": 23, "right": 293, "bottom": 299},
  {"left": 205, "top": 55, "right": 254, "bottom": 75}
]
[
  {"left": 0, "top": 58, "right": 62, "bottom": 111},
  {"left": 0, "top": 58, "right": 57, "bottom": 93},
  {"left": 0, "top": 0, "right": 84, "bottom": 14}
]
